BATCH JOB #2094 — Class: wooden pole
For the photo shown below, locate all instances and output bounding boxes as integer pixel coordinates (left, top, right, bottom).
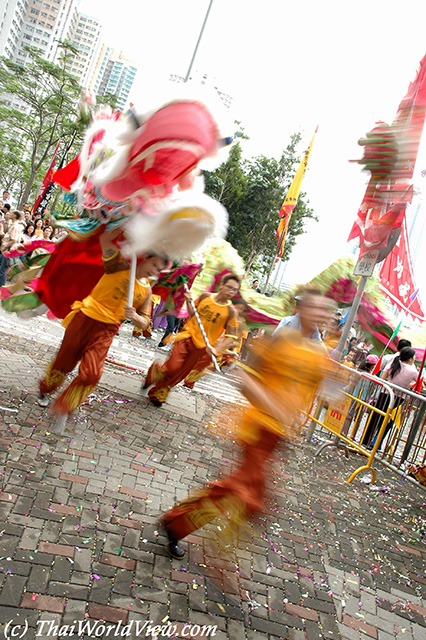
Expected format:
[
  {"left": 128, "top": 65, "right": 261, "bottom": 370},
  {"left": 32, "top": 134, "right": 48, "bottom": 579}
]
[{"left": 127, "top": 254, "right": 137, "bottom": 307}]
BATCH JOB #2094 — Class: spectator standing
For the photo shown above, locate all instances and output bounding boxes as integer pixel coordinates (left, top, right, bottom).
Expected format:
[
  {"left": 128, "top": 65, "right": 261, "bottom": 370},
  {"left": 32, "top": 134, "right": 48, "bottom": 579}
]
[
  {"left": 379, "top": 338, "right": 412, "bottom": 376},
  {"left": 1, "top": 205, "right": 11, "bottom": 232},
  {"left": 23, "top": 203, "right": 32, "bottom": 217},
  {"left": 362, "top": 347, "right": 417, "bottom": 449},
  {"left": 158, "top": 314, "right": 179, "bottom": 350},
  {"left": 22, "top": 223, "right": 35, "bottom": 242},
  {"left": 33, "top": 218, "right": 44, "bottom": 238},
  {"left": 1, "top": 211, "right": 23, "bottom": 253},
  {"left": 252, "top": 279, "right": 261, "bottom": 293}
]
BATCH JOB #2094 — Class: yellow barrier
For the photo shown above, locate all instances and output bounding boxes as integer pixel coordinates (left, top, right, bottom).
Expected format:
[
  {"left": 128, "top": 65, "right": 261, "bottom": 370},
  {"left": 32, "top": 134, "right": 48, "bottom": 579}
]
[{"left": 304, "top": 366, "right": 396, "bottom": 483}]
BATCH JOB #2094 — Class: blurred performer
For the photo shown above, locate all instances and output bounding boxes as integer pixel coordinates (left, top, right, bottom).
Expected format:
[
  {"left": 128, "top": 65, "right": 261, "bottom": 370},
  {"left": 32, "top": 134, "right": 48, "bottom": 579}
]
[
  {"left": 38, "top": 230, "right": 167, "bottom": 433},
  {"left": 273, "top": 291, "right": 326, "bottom": 342},
  {"left": 160, "top": 289, "right": 336, "bottom": 559},
  {"left": 144, "top": 273, "right": 241, "bottom": 406}
]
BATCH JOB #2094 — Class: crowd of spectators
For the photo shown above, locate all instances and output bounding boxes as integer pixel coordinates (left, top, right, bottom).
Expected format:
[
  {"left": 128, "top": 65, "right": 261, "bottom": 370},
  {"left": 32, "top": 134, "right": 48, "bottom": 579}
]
[{"left": 0, "top": 191, "right": 68, "bottom": 286}]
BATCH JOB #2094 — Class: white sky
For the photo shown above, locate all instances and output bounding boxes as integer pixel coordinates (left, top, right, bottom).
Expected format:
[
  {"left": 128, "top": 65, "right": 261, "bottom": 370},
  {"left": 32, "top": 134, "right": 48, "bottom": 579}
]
[{"left": 79, "top": 0, "right": 426, "bottom": 291}]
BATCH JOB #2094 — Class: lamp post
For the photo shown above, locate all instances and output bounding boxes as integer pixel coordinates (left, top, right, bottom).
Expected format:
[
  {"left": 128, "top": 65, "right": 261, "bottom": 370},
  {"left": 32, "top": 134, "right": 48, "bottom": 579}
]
[{"left": 184, "top": 0, "right": 214, "bottom": 83}]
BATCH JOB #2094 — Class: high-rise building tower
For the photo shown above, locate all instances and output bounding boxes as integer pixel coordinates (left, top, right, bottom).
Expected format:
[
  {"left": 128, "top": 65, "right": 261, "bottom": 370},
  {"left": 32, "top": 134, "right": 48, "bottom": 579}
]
[
  {"left": 0, "top": 0, "right": 79, "bottom": 66},
  {"left": 48, "top": 0, "right": 78, "bottom": 63},
  {"left": 65, "top": 12, "right": 102, "bottom": 87},
  {"left": 14, "top": 0, "right": 63, "bottom": 64},
  {"left": 92, "top": 48, "right": 137, "bottom": 110},
  {"left": 0, "top": 0, "right": 29, "bottom": 59}
]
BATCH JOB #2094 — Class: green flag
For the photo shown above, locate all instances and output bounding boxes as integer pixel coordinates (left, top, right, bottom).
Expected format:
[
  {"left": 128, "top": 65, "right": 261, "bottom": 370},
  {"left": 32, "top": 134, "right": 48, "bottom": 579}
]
[{"left": 390, "top": 320, "right": 402, "bottom": 341}]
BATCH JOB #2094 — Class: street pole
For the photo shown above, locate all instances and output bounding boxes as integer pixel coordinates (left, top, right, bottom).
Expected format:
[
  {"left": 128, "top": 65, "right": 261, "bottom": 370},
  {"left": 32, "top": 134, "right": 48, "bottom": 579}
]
[
  {"left": 184, "top": 0, "right": 214, "bottom": 83},
  {"left": 334, "top": 275, "right": 368, "bottom": 360}
]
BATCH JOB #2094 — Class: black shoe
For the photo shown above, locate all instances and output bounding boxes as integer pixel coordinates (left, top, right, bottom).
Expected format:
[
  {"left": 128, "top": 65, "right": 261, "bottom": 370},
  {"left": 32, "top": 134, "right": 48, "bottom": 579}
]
[
  {"left": 159, "top": 519, "right": 186, "bottom": 559},
  {"left": 37, "top": 392, "right": 49, "bottom": 408},
  {"left": 149, "top": 397, "right": 163, "bottom": 408},
  {"left": 167, "top": 538, "right": 185, "bottom": 559}
]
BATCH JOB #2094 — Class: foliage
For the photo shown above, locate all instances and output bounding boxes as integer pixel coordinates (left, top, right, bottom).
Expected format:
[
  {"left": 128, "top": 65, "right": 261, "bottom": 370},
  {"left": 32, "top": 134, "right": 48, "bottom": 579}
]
[
  {"left": 203, "top": 132, "right": 317, "bottom": 273},
  {"left": 0, "top": 43, "right": 85, "bottom": 207}
]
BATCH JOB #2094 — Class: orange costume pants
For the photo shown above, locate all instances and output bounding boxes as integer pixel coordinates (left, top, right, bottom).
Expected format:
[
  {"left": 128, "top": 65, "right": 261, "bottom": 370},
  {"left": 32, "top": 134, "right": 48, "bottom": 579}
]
[
  {"left": 183, "top": 352, "right": 237, "bottom": 389},
  {"left": 162, "top": 426, "right": 282, "bottom": 540},
  {"left": 146, "top": 337, "right": 213, "bottom": 404},
  {"left": 39, "top": 311, "right": 119, "bottom": 414}
]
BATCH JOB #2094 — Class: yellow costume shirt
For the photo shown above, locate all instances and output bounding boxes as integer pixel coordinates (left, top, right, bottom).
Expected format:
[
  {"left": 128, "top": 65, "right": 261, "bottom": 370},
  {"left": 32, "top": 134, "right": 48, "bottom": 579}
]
[
  {"left": 240, "top": 328, "right": 329, "bottom": 441},
  {"left": 175, "top": 294, "right": 239, "bottom": 349},
  {"left": 63, "top": 251, "right": 150, "bottom": 328}
]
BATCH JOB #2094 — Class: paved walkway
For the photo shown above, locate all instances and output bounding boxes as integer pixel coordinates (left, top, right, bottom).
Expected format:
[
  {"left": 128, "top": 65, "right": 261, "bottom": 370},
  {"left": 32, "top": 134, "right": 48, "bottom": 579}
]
[{"left": 0, "top": 324, "right": 425, "bottom": 639}]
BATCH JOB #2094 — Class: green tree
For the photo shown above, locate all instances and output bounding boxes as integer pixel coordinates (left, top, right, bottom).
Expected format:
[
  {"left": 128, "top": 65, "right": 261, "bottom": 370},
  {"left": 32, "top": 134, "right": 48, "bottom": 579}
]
[
  {"left": 0, "top": 42, "right": 84, "bottom": 207},
  {"left": 0, "top": 129, "right": 29, "bottom": 201},
  {"left": 204, "top": 133, "right": 317, "bottom": 273}
]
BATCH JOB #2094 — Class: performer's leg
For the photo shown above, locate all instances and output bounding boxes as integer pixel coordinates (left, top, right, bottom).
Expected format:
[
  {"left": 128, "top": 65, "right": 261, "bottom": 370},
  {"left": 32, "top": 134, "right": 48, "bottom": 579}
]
[
  {"left": 147, "top": 339, "right": 211, "bottom": 404},
  {"left": 51, "top": 321, "right": 118, "bottom": 414},
  {"left": 184, "top": 352, "right": 232, "bottom": 387},
  {"left": 161, "top": 426, "right": 281, "bottom": 555},
  {"left": 39, "top": 312, "right": 90, "bottom": 397},
  {"left": 183, "top": 367, "right": 208, "bottom": 389}
]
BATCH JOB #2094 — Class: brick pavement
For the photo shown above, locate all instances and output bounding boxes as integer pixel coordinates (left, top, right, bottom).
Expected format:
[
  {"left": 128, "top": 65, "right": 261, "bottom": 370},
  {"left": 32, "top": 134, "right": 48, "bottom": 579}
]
[{"left": 0, "top": 328, "right": 425, "bottom": 639}]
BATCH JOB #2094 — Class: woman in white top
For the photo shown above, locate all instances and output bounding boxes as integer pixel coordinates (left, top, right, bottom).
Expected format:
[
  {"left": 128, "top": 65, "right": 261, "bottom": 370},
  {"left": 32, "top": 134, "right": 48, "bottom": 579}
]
[{"left": 22, "top": 223, "right": 35, "bottom": 242}]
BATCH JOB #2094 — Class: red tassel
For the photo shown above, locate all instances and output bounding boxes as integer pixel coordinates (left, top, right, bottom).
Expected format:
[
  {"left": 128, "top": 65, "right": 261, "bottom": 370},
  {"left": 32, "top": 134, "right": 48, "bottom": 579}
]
[
  {"left": 371, "top": 354, "right": 383, "bottom": 375},
  {"left": 414, "top": 376, "right": 424, "bottom": 393}
]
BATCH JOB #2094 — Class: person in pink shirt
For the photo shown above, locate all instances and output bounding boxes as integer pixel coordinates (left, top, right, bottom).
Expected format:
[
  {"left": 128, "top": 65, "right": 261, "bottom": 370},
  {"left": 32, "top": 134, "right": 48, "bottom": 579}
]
[
  {"left": 369, "top": 347, "right": 417, "bottom": 450},
  {"left": 382, "top": 347, "right": 417, "bottom": 387}
]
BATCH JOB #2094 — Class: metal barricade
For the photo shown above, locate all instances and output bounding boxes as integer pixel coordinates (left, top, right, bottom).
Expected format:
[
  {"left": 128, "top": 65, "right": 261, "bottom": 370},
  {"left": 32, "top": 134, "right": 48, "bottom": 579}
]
[
  {"left": 377, "top": 384, "right": 426, "bottom": 470},
  {"left": 304, "top": 365, "right": 396, "bottom": 483},
  {"left": 305, "top": 364, "right": 426, "bottom": 483}
]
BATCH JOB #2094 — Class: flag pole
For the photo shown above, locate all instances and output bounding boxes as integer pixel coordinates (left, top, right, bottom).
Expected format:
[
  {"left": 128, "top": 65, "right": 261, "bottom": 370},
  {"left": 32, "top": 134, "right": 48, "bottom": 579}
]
[
  {"left": 262, "top": 229, "right": 284, "bottom": 294},
  {"left": 415, "top": 345, "right": 426, "bottom": 390},
  {"left": 262, "top": 128, "right": 317, "bottom": 295},
  {"left": 369, "top": 319, "right": 402, "bottom": 373}
]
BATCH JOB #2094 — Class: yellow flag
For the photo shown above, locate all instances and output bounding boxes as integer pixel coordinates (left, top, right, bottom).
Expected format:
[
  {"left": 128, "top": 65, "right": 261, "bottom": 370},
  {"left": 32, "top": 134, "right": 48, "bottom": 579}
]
[
  {"left": 277, "top": 127, "right": 317, "bottom": 256},
  {"left": 390, "top": 404, "right": 402, "bottom": 428}
]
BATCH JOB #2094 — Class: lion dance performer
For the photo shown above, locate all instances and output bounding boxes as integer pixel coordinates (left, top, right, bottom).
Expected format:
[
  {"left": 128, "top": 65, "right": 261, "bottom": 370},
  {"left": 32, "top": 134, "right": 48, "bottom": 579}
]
[
  {"left": 37, "top": 229, "right": 168, "bottom": 434},
  {"left": 144, "top": 273, "right": 241, "bottom": 406},
  {"left": 159, "top": 289, "right": 337, "bottom": 559}
]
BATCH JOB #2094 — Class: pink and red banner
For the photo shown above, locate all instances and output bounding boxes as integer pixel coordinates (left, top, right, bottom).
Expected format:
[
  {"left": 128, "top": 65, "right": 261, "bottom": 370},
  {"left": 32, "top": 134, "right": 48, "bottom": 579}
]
[
  {"left": 379, "top": 216, "right": 425, "bottom": 321},
  {"left": 348, "top": 52, "right": 426, "bottom": 256}
]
